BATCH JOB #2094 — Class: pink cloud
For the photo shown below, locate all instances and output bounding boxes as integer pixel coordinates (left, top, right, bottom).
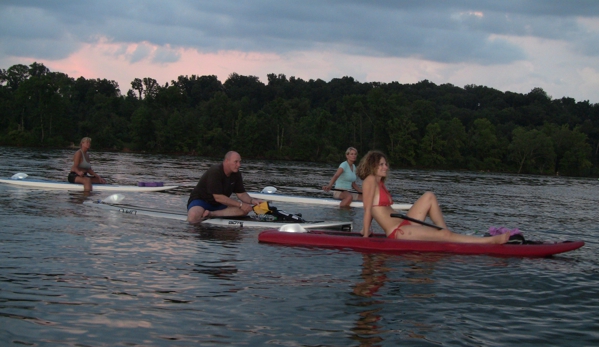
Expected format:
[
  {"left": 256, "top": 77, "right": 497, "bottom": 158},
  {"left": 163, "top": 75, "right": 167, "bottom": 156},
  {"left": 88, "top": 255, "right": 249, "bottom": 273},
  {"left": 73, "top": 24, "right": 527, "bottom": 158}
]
[
  {"left": 13, "top": 40, "right": 285, "bottom": 92},
  {"left": 4, "top": 36, "right": 598, "bottom": 102}
]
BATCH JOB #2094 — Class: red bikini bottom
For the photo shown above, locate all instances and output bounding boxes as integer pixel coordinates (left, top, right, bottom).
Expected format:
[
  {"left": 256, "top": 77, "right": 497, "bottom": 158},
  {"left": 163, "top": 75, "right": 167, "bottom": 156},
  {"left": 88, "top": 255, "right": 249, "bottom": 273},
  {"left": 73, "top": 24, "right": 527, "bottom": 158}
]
[{"left": 388, "top": 219, "right": 412, "bottom": 239}]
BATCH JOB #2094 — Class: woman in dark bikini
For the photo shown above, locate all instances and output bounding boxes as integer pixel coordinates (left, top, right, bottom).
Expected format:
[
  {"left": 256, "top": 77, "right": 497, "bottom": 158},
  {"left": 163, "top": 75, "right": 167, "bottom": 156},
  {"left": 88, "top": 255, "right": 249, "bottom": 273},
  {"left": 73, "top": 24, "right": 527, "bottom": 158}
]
[
  {"left": 357, "top": 150, "right": 510, "bottom": 244},
  {"left": 68, "top": 137, "right": 106, "bottom": 191}
]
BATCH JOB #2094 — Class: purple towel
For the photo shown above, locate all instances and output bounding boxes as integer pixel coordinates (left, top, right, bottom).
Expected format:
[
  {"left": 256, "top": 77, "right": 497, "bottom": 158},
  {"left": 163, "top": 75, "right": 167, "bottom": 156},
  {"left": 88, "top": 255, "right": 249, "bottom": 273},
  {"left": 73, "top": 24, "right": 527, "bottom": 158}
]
[
  {"left": 488, "top": 226, "right": 522, "bottom": 236},
  {"left": 137, "top": 182, "right": 164, "bottom": 187}
]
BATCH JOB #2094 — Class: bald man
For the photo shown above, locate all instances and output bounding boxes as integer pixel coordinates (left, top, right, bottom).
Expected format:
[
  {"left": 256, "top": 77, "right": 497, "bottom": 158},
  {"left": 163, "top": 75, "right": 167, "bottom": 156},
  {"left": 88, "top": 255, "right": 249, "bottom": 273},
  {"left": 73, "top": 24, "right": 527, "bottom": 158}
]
[{"left": 187, "top": 151, "right": 261, "bottom": 224}]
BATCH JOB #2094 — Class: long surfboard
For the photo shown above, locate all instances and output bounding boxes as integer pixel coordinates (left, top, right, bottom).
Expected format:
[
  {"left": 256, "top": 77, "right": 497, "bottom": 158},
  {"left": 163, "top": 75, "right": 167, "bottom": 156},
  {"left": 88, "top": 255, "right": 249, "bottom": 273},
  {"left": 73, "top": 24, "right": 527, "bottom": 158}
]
[
  {"left": 258, "top": 229, "right": 584, "bottom": 257},
  {"left": 0, "top": 177, "right": 177, "bottom": 192},
  {"left": 248, "top": 191, "right": 412, "bottom": 210},
  {"left": 83, "top": 200, "right": 352, "bottom": 230}
]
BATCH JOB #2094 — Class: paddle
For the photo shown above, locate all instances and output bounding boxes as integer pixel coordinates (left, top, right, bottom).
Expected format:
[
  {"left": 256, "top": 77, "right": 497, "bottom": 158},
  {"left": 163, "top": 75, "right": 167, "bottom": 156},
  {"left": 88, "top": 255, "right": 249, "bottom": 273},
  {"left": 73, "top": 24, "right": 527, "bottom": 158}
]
[
  {"left": 282, "top": 186, "right": 362, "bottom": 195},
  {"left": 285, "top": 186, "right": 321, "bottom": 193},
  {"left": 330, "top": 188, "right": 411, "bottom": 206},
  {"left": 331, "top": 188, "right": 362, "bottom": 195},
  {"left": 390, "top": 213, "right": 443, "bottom": 230}
]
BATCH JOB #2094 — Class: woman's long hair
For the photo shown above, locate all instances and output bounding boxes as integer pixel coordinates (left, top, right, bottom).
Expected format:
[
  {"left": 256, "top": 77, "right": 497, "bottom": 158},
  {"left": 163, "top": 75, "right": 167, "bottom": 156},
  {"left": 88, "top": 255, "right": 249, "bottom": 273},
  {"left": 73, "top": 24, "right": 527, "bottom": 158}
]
[{"left": 357, "top": 150, "right": 387, "bottom": 182}]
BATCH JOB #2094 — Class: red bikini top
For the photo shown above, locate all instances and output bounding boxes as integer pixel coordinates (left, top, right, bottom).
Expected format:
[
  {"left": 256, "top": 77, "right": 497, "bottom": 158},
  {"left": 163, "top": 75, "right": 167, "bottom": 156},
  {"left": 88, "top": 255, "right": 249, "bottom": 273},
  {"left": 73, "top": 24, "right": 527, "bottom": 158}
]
[{"left": 374, "top": 181, "right": 393, "bottom": 206}]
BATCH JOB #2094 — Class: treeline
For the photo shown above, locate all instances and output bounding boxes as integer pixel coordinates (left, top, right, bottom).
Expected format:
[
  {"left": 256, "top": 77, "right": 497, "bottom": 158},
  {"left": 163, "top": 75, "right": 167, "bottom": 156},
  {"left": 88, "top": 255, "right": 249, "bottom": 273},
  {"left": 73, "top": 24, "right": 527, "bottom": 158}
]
[{"left": 1, "top": 62, "right": 599, "bottom": 176}]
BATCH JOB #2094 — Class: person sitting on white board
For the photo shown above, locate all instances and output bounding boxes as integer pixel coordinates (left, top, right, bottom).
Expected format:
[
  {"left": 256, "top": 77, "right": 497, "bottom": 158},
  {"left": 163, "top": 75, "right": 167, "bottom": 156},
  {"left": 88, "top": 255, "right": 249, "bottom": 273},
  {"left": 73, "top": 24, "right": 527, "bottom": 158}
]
[
  {"left": 322, "top": 147, "right": 363, "bottom": 207},
  {"left": 357, "top": 150, "right": 510, "bottom": 244},
  {"left": 67, "top": 137, "right": 106, "bottom": 191},
  {"left": 187, "top": 151, "right": 263, "bottom": 224}
]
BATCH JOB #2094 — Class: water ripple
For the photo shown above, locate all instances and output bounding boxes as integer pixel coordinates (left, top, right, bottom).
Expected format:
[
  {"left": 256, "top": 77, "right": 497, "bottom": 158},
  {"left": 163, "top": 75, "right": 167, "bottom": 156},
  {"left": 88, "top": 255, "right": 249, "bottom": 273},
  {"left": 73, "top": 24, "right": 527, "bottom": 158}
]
[{"left": 1, "top": 146, "right": 598, "bottom": 346}]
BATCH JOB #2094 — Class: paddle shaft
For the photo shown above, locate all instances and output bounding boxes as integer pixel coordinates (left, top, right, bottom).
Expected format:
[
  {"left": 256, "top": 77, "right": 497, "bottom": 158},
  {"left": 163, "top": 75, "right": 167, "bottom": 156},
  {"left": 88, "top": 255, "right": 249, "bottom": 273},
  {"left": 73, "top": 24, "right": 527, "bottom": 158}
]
[
  {"left": 390, "top": 213, "right": 443, "bottom": 230},
  {"left": 329, "top": 187, "right": 409, "bottom": 204},
  {"left": 331, "top": 188, "right": 362, "bottom": 195}
]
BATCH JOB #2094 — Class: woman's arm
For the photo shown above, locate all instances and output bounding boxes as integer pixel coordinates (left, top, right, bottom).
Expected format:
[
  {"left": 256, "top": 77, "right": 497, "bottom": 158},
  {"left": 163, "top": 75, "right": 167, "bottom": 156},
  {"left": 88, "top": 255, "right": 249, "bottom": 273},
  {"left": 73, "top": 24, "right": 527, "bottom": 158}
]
[
  {"left": 351, "top": 181, "right": 362, "bottom": 193},
  {"left": 360, "top": 176, "right": 376, "bottom": 237},
  {"left": 87, "top": 168, "right": 97, "bottom": 177},
  {"left": 323, "top": 167, "right": 344, "bottom": 191},
  {"left": 87, "top": 167, "right": 106, "bottom": 183}
]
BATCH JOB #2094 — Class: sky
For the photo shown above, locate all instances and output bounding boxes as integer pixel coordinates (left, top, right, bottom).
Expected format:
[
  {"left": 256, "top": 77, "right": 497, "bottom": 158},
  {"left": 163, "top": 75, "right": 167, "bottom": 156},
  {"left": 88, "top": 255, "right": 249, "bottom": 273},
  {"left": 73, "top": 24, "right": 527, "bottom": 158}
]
[{"left": 1, "top": 0, "right": 599, "bottom": 103}]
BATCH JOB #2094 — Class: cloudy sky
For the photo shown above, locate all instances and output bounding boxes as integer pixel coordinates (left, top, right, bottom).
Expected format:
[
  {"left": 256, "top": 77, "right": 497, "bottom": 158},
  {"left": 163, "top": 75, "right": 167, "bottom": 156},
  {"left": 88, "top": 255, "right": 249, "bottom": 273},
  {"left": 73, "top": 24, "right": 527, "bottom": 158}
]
[{"left": 1, "top": 1, "right": 599, "bottom": 103}]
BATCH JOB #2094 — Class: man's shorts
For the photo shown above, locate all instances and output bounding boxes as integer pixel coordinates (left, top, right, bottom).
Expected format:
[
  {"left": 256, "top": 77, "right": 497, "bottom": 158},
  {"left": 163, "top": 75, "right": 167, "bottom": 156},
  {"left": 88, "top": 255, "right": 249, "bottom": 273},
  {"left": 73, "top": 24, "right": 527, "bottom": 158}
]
[{"left": 187, "top": 199, "right": 228, "bottom": 212}]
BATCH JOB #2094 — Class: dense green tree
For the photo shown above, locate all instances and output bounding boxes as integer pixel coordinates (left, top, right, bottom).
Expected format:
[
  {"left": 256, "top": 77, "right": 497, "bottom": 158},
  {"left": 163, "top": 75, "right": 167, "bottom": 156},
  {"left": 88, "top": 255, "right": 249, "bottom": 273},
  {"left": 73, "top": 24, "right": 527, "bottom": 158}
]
[
  {"left": 233, "top": 111, "right": 272, "bottom": 157},
  {"left": 1, "top": 64, "right": 30, "bottom": 91},
  {"left": 386, "top": 108, "right": 418, "bottom": 167},
  {"left": 171, "top": 74, "right": 223, "bottom": 108},
  {"left": 224, "top": 73, "right": 265, "bottom": 111},
  {"left": 466, "top": 118, "right": 502, "bottom": 171},
  {"left": 338, "top": 95, "right": 368, "bottom": 151},
  {"left": 419, "top": 122, "right": 445, "bottom": 167},
  {"left": 508, "top": 127, "right": 555, "bottom": 174},
  {"left": 142, "top": 77, "right": 160, "bottom": 100},
  {"left": 292, "top": 108, "right": 335, "bottom": 161},
  {"left": 129, "top": 106, "right": 156, "bottom": 150},
  {"left": 131, "top": 78, "right": 143, "bottom": 99},
  {"left": 543, "top": 123, "right": 592, "bottom": 175},
  {"left": 154, "top": 109, "right": 198, "bottom": 153},
  {"left": 2, "top": 61, "right": 599, "bottom": 177},
  {"left": 439, "top": 118, "right": 467, "bottom": 168},
  {"left": 199, "top": 92, "right": 239, "bottom": 144},
  {"left": 13, "top": 67, "right": 72, "bottom": 145}
]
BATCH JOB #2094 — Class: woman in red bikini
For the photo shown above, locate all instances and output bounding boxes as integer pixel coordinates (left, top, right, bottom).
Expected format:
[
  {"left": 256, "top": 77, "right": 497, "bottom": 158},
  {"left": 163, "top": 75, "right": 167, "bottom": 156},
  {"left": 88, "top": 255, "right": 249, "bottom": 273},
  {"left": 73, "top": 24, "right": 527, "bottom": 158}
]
[{"left": 357, "top": 150, "right": 510, "bottom": 244}]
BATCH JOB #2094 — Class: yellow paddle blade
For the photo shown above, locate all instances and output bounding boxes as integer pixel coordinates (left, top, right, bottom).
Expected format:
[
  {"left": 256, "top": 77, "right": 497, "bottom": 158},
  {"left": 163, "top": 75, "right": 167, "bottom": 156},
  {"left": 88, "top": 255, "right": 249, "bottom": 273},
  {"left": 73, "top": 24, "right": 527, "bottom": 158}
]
[{"left": 252, "top": 201, "right": 271, "bottom": 215}]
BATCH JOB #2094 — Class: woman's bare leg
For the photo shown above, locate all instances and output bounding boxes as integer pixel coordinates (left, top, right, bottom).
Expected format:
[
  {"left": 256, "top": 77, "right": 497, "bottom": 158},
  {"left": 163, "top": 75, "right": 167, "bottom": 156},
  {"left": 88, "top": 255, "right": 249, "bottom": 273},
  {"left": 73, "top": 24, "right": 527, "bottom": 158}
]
[
  {"left": 406, "top": 192, "right": 447, "bottom": 229},
  {"left": 397, "top": 225, "right": 510, "bottom": 244},
  {"left": 74, "top": 176, "right": 93, "bottom": 191},
  {"left": 338, "top": 191, "right": 353, "bottom": 208}
]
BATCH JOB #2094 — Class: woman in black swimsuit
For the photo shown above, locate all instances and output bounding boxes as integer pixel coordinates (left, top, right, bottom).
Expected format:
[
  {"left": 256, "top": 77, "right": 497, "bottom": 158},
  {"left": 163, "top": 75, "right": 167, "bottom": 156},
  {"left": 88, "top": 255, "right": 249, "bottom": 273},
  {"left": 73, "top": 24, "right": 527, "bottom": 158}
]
[{"left": 68, "top": 137, "right": 106, "bottom": 191}]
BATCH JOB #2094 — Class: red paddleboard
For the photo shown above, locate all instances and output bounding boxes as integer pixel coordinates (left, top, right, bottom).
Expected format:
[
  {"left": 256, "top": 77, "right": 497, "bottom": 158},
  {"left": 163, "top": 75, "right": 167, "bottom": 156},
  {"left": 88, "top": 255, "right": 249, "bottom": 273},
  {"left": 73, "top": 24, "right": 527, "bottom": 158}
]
[{"left": 258, "top": 230, "right": 584, "bottom": 257}]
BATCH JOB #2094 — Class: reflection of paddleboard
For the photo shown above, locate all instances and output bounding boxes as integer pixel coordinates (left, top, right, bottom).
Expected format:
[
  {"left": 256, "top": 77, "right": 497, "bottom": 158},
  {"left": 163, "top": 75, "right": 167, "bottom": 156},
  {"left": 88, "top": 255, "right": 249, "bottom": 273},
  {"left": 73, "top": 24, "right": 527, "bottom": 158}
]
[
  {"left": 0, "top": 177, "right": 177, "bottom": 192},
  {"left": 258, "top": 229, "right": 585, "bottom": 257},
  {"left": 83, "top": 201, "right": 352, "bottom": 231},
  {"left": 248, "top": 191, "right": 412, "bottom": 210}
]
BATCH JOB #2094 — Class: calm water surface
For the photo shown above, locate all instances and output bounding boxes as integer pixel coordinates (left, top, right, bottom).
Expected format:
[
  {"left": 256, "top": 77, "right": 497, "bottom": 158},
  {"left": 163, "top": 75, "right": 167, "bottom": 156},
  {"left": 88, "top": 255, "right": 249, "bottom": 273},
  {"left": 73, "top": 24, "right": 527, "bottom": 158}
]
[{"left": 1, "top": 146, "right": 598, "bottom": 346}]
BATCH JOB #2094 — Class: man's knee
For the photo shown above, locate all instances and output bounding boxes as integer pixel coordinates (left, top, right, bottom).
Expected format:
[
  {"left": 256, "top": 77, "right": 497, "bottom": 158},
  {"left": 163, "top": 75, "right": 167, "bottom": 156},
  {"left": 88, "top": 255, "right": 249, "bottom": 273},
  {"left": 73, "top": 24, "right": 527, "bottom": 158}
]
[{"left": 187, "top": 207, "right": 205, "bottom": 224}]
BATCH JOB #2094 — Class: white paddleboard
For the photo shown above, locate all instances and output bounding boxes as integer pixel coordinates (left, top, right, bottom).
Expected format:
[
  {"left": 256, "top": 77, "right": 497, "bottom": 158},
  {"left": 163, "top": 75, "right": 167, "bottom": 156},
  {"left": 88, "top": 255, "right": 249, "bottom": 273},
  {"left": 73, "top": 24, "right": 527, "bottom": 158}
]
[
  {"left": 83, "top": 200, "right": 353, "bottom": 231},
  {"left": 248, "top": 191, "right": 412, "bottom": 210},
  {"left": 0, "top": 177, "right": 177, "bottom": 192}
]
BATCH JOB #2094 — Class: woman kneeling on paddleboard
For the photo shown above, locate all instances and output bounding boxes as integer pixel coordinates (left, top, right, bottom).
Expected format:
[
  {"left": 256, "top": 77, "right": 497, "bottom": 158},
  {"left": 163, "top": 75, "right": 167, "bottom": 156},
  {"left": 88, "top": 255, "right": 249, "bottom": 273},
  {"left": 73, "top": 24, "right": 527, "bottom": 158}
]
[
  {"left": 67, "top": 137, "right": 106, "bottom": 191},
  {"left": 357, "top": 150, "right": 510, "bottom": 244},
  {"left": 322, "top": 147, "right": 363, "bottom": 208}
]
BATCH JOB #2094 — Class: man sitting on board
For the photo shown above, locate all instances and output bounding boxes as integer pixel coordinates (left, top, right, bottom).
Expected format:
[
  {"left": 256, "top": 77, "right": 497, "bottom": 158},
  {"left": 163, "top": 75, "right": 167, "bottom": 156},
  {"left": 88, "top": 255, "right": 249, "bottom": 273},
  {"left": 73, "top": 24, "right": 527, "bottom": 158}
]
[{"left": 187, "top": 151, "right": 262, "bottom": 224}]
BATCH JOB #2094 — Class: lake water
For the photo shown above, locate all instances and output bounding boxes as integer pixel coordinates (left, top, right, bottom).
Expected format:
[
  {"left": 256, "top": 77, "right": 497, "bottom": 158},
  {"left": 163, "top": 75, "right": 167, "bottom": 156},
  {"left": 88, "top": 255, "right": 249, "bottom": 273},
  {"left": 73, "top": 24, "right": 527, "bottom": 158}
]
[{"left": 1, "top": 146, "right": 598, "bottom": 346}]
